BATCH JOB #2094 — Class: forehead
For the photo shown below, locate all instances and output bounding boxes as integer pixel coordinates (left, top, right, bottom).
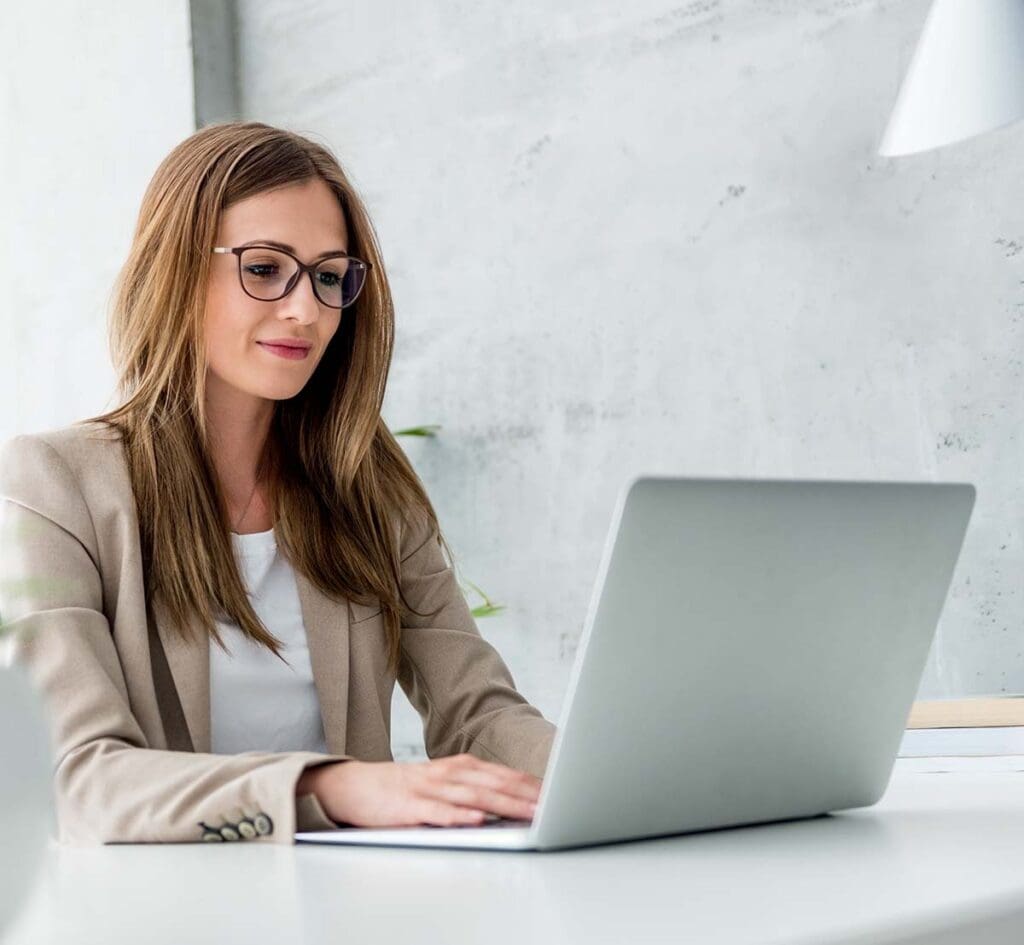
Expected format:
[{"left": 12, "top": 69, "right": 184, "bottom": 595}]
[{"left": 217, "top": 177, "right": 348, "bottom": 250}]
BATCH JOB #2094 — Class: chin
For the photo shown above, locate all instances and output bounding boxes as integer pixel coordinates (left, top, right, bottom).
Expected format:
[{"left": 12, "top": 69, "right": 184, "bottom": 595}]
[
  {"left": 262, "top": 383, "right": 308, "bottom": 401},
  {"left": 232, "top": 376, "right": 307, "bottom": 401}
]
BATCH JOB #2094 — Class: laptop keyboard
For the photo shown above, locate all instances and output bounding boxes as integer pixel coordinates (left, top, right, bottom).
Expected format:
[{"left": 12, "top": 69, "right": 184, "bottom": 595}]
[{"left": 424, "top": 817, "right": 532, "bottom": 830}]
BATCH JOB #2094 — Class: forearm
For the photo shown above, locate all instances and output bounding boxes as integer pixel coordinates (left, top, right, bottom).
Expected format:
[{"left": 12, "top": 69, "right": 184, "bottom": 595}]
[{"left": 51, "top": 739, "right": 353, "bottom": 844}]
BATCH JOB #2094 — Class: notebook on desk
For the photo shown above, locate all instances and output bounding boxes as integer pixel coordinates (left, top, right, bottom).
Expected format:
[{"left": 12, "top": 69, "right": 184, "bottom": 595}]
[
  {"left": 296, "top": 475, "right": 976, "bottom": 852},
  {"left": 907, "top": 695, "right": 1024, "bottom": 728}
]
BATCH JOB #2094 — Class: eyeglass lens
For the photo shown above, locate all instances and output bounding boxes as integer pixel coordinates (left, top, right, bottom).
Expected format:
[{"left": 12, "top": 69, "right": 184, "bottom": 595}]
[{"left": 238, "top": 247, "right": 367, "bottom": 308}]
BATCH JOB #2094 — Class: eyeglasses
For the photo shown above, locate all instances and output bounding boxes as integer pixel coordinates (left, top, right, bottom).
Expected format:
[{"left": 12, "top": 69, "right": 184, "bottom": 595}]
[{"left": 211, "top": 244, "right": 372, "bottom": 309}]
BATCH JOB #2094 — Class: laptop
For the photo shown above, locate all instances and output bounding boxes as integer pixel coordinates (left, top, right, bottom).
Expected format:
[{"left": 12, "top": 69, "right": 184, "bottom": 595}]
[{"left": 296, "top": 474, "right": 976, "bottom": 852}]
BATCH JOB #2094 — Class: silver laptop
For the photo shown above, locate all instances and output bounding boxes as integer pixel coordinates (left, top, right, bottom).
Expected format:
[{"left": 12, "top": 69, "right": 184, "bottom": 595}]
[{"left": 296, "top": 474, "right": 975, "bottom": 852}]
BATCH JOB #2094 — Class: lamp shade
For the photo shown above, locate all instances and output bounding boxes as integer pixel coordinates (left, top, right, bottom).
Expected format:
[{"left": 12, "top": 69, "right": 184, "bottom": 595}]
[{"left": 879, "top": 0, "right": 1024, "bottom": 156}]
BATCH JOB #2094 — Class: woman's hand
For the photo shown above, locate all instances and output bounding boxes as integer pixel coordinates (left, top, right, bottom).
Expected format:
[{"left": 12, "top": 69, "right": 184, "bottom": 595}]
[{"left": 299, "top": 754, "right": 542, "bottom": 828}]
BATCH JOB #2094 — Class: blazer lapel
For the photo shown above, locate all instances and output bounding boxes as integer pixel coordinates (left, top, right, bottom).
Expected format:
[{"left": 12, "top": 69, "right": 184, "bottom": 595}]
[
  {"left": 151, "top": 596, "right": 210, "bottom": 753},
  {"left": 150, "top": 570, "right": 351, "bottom": 756}
]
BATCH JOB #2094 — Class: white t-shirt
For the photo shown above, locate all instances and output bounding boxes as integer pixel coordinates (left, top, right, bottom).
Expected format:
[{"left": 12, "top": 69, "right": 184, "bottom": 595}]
[{"left": 209, "top": 526, "right": 329, "bottom": 755}]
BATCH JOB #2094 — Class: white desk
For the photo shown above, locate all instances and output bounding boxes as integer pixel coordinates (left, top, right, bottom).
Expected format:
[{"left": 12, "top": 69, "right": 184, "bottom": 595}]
[{"left": 7, "top": 758, "right": 1024, "bottom": 945}]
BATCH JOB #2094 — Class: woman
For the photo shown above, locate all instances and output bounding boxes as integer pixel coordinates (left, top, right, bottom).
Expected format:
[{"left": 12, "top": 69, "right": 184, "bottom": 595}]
[{"left": 0, "top": 121, "right": 556, "bottom": 845}]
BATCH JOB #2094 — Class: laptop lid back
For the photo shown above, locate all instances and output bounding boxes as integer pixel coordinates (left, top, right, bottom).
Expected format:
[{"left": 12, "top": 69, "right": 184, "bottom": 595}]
[{"left": 532, "top": 476, "right": 975, "bottom": 850}]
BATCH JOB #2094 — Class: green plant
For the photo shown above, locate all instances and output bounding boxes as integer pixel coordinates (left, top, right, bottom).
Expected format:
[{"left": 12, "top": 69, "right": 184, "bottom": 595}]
[{"left": 392, "top": 423, "right": 505, "bottom": 620}]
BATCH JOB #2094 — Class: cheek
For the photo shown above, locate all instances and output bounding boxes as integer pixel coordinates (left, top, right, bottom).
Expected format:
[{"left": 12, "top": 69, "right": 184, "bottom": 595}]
[{"left": 204, "top": 293, "right": 261, "bottom": 363}]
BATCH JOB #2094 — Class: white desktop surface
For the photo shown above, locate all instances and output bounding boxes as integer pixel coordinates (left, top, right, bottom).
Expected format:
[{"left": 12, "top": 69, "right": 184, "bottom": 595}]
[{"left": 7, "top": 758, "right": 1024, "bottom": 945}]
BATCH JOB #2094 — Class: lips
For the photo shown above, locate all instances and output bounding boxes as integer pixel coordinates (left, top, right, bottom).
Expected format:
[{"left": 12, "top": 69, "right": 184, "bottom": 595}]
[{"left": 257, "top": 342, "right": 311, "bottom": 361}]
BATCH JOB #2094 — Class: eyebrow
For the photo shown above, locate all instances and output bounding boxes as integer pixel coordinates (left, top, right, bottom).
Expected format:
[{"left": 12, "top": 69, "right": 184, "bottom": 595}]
[{"left": 238, "top": 238, "right": 349, "bottom": 260}]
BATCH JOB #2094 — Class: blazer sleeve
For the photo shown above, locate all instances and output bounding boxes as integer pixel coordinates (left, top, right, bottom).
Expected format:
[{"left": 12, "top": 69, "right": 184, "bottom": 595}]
[
  {"left": 0, "top": 433, "right": 348, "bottom": 845},
  {"left": 395, "top": 509, "right": 557, "bottom": 779}
]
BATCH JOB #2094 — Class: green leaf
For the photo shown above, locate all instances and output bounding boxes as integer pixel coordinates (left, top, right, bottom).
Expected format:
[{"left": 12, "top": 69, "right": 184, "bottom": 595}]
[
  {"left": 463, "top": 578, "right": 505, "bottom": 619},
  {"left": 471, "top": 603, "right": 506, "bottom": 618},
  {"left": 388, "top": 423, "right": 516, "bottom": 621},
  {"left": 392, "top": 424, "right": 442, "bottom": 437}
]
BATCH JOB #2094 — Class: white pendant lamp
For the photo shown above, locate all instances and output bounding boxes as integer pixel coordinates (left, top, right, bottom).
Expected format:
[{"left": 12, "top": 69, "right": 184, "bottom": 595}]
[{"left": 879, "top": 0, "right": 1024, "bottom": 156}]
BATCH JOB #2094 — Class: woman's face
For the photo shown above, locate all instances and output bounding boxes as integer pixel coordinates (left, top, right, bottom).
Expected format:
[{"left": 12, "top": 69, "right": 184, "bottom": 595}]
[{"left": 204, "top": 176, "right": 347, "bottom": 405}]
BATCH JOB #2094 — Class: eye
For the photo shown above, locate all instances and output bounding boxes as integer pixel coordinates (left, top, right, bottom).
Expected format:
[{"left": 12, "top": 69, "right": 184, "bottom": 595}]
[{"left": 244, "top": 263, "right": 280, "bottom": 280}]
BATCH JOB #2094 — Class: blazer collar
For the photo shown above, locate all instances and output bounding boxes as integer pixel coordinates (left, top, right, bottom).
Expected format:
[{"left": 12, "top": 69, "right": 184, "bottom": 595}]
[{"left": 151, "top": 568, "right": 351, "bottom": 755}]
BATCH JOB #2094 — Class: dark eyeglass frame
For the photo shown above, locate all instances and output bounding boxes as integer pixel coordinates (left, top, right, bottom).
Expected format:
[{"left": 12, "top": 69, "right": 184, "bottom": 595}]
[{"left": 211, "top": 244, "right": 373, "bottom": 309}]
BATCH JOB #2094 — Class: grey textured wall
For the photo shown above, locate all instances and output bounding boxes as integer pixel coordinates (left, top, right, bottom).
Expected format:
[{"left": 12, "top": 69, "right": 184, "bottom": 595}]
[
  {"left": 1, "top": 4, "right": 195, "bottom": 443},
  {"left": 234, "top": 0, "right": 1024, "bottom": 757}
]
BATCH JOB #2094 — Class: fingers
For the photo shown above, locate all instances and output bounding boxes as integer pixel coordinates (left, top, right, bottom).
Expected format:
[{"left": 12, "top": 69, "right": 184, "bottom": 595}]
[
  {"left": 416, "top": 753, "right": 541, "bottom": 822},
  {"left": 415, "top": 800, "right": 487, "bottom": 827},
  {"left": 430, "top": 780, "right": 537, "bottom": 821},
  {"left": 440, "top": 753, "right": 541, "bottom": 794},
  {"left": 451, "top": 764, "right": 541, "bottom": 803},
  {"left": 323, "top": 757, "right": 541, "bottom": 829}
]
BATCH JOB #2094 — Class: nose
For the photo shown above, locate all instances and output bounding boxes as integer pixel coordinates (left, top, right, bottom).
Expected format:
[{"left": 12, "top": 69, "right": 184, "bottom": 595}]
[{"left": 277, "top": 271, "right": 323, "bottom": 324}]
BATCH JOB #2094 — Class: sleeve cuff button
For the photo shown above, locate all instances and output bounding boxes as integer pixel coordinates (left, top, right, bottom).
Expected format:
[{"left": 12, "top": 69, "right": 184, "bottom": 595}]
[
  {"left": 237, "top": 819, "right": 257, "bottom": 839},
  {"left": 199, "top": 822, "right": 224, "bottom": 842}
]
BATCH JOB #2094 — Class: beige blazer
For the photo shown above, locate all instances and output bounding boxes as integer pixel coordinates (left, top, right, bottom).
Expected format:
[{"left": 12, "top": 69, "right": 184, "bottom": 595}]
[{"left": 0, "top": 422, "right": 556, "bottom": 845}]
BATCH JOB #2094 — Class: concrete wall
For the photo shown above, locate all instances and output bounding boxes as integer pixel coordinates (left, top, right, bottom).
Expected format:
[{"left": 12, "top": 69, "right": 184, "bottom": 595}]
[
  {"left": 234, "top": 0, "right": 1024, "bottom": 758},
  {"left": 0, "top": 4, "right": 195, "bottom": 441},
  {"left": 4, "top": 1, "right": 1022, "bottom": 763}
]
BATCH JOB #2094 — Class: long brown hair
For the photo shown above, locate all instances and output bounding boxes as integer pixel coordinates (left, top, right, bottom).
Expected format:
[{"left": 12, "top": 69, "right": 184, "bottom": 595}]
[{"left": 83, "top": 120, "right": 452, "bottom": 677}]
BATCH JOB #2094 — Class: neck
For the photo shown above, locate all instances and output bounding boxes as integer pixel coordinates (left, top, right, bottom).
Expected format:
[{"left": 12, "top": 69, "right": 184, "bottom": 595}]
[{"left": 204, "top": 374, "right": 274, "bottom": 490}]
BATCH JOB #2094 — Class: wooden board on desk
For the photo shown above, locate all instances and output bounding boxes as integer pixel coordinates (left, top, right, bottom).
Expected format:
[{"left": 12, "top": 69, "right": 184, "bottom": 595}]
[{"left": 907, "top": 696, "right": 1024, "bottom": 729}]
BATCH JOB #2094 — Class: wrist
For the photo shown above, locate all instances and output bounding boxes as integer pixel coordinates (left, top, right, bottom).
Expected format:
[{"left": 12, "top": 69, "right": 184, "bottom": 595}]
[
  {"left": 296, "top": 760, "right": 362, "bottom": 827},
  {"left": 295, "top": 760, "right": 342, "bottom": 798}
]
